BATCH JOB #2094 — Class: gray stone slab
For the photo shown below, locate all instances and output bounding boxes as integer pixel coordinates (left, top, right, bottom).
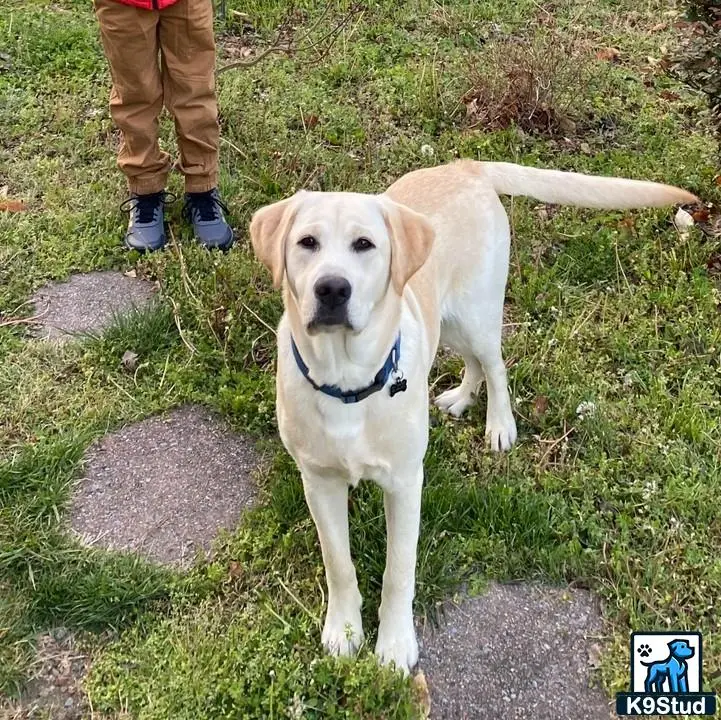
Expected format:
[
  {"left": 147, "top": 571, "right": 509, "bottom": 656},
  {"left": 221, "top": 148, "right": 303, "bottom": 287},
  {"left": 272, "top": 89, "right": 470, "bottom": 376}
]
[
  {"left": 70, "top": 405, "right": 259, "bottom": 566},
  {"left": 418, "top": 583, "right": 613, "bottom": 720},
  {"left": 31, "top": 270, "right": 157, "bottom": 342}
]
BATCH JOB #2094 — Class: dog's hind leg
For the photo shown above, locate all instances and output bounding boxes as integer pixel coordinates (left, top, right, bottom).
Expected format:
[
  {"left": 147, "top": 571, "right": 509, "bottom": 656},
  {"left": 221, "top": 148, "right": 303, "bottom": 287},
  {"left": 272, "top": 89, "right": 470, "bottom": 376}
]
[
  {"left": 434, "top": 351, "right": 484, "bottom": 418},
  {"left": 435, "top": 202, "right": 517, "bottom": 451},
  {"left": 645, "top": 666, "right": 666, "bottom": 693},
  {"left": 436, "top": 298, "right": 517, "bottom": 451},
  {"left": 303, "top": 473, "right": 364, "bottom": 657},
  {"left": 476, "top": 335, "right": 517, "bottom": 451},
  {"left": 435, "top": 335, "right": 516, "bottom": 450}
]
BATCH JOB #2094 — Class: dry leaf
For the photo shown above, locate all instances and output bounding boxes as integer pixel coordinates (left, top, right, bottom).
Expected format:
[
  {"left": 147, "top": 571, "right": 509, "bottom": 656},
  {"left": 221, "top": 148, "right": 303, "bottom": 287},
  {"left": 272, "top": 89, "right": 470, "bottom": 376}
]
[
  {"left": 714, "top": 176, "right": 721, "bottom": 186},
  {"left": 121, "top": 350, "right": 139, "bottom": 372},
  {"left": 587, "top": 643, "right": 603, "bottom": 669},
  {"left": 692, "top": 207, "right": 710, "bottom": 223},
  {"left": 596, "top": 47, "right": 620, "bottom": 62},
  {"left": 533, "top": 395, "right": 550, "bottom": 417},
  {"left": 707, "top": 252, "right": 721, "bottom": 277},
  {"left": 658, "top": 90, "right": 681, "bottom": 101},
  {"left": 0, "top": 199, "right": 27, "bottom": 212},
  {"left": 413, "top": 670, "right": 431, "bottom": 719}
]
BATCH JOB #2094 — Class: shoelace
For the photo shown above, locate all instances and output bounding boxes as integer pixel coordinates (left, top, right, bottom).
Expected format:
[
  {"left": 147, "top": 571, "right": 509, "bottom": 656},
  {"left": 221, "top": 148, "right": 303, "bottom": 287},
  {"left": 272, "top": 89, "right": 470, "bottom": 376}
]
[
  {"left": 120, "top": 191, "right": 175, "bottom": 224},
  {"left": 183, "top": 191, "right": 229, "bottom": 223}
]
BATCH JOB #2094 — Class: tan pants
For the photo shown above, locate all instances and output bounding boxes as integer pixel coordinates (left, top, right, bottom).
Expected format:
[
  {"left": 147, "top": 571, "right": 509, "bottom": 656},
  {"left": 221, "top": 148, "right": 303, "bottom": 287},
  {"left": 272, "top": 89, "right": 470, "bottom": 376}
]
[{"left": 95, "top": 0, "right": 219, "bottom": 194}]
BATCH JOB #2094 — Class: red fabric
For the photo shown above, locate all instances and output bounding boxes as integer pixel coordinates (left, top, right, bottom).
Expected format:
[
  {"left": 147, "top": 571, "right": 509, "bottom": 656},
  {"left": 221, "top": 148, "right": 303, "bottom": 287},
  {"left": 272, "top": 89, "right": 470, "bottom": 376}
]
[{"left": 110, "top": 0, "right": 180, "bottom": 9}]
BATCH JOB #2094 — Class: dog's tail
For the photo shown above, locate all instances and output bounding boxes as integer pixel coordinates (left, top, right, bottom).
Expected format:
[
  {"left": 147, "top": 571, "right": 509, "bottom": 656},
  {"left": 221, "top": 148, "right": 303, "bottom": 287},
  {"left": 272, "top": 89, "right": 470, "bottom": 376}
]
[{"left": 479, "top": 161, "right": 698, "bottom": 209}]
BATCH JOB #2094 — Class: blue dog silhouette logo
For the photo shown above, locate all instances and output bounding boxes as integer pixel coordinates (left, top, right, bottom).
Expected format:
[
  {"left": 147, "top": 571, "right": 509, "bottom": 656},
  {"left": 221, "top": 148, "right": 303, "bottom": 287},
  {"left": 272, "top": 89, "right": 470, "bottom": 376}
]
[
  {"left": 641, "top": 638, "right": 694, "bottom": 693},
  {"left": 616, "top": 631, "right": 716, "bottom": 716}
]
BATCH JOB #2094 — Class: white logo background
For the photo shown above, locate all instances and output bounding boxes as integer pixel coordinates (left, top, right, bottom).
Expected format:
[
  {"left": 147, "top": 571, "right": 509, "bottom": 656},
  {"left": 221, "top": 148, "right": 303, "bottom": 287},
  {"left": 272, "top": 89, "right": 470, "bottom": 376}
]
[{"left": 632, "top": 633, "right": 701, "bottom": 693}]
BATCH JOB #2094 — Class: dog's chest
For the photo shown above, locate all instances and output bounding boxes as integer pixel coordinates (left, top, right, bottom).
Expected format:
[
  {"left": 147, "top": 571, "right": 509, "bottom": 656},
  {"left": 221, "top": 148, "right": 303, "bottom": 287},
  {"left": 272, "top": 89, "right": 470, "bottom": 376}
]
[
  {"left": 309, "top": 405, "right": 392, "bottom": 485},
  {"left": 280, "top": 394, "right": 402, "bottom": 486}
]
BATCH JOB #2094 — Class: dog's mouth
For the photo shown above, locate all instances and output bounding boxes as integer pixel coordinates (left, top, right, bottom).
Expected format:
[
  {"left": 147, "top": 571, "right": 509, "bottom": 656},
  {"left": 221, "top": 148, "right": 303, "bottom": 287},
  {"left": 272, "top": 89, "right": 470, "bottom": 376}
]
[
  {"left": 307, "top": 317, "right": 354, "bottom": 334},
  {"left": 307, "top": 307, "right": 353, "bottom": 334}
]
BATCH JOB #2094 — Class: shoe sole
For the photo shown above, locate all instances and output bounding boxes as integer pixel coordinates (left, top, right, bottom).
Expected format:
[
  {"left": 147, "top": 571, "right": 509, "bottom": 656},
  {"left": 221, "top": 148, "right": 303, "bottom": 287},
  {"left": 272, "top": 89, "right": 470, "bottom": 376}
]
[
  {"left": 124, "top": 240, "right": 167, "bottom": 253},
  {"left": 199, "top": 228, "right": 235, "bottom": 252},
  {"left": 124, "top": 224, "right": 167, "bottom": 253}
]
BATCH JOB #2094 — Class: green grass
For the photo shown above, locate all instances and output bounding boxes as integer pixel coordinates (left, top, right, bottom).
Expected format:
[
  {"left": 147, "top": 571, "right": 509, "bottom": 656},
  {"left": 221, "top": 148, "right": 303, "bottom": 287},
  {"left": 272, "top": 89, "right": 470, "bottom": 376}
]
[{"left": 1, "top": 0, "right": 720, "bottom": 716}]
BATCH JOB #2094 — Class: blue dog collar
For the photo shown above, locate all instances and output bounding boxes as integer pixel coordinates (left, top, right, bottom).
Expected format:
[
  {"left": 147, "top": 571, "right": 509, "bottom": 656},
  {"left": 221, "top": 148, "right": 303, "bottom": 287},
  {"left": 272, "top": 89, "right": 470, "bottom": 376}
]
[{"left": 290, "top": 333, "right": 407, "bottom": 404}]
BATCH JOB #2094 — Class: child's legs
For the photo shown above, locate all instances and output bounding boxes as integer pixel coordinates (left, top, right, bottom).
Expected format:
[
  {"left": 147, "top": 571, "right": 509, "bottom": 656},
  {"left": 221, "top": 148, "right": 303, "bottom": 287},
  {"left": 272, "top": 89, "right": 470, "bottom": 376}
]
[
  {"left": 159, "top": 0, "right": 219, "bottom": 193},
  {"left": 95, "top": 0, "right": 171, "bottom": 194}
]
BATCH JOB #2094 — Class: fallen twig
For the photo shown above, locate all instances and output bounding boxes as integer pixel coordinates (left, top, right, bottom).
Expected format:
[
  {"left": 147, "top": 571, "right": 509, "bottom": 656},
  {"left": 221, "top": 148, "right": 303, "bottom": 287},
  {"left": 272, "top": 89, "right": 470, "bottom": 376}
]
[
  {"left": 241, "top": 302, "right": 277, "bottom": 336},
  {"left": 216, "top": 3, "right": 363, "bottom": 75},
  {"left": 537, "top": 423, "right": 575, "bottom": 466},
  {"left": 0, "top": 303, "right": 49, "bottom": 328},
  {"left": 169, "top": 296, "right": 197, "bottom": 356}
]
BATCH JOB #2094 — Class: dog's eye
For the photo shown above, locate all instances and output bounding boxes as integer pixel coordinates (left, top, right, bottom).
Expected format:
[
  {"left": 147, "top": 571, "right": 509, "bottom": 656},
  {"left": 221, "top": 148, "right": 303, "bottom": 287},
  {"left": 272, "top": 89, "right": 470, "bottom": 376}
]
[
  {"left": 352, "top": 237, "right": 375, "bottom": 252},
  {"left": 298, "top": 236, "right": 318, "bottom": 250}
]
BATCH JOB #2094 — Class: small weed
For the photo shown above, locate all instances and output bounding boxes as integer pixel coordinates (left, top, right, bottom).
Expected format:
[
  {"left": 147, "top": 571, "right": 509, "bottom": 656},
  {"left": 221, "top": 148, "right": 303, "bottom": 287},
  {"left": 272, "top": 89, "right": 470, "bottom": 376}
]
[{"left": 462, "top": 29, "right": 603, "bottom": 138}]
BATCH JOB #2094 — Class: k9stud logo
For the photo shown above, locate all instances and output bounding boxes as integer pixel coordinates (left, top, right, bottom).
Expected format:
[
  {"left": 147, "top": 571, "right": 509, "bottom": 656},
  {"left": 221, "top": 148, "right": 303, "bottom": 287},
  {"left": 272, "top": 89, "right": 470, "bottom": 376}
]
[{"left": 616, "top": 632, "right": 716, "bottom": 716}]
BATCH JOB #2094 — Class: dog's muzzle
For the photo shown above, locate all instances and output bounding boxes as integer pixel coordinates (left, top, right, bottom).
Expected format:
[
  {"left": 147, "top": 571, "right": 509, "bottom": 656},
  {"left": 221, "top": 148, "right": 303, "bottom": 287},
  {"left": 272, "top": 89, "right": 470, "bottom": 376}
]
[{"left": 309, "top": 275, "right": 352, "bottom": 330}]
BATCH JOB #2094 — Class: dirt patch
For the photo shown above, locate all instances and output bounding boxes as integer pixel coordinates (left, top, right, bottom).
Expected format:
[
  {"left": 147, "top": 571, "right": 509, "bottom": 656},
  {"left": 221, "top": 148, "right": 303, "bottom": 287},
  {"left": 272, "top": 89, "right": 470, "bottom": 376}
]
[
  {"left": 31, "top": 271, "right": 157, "bottom": 343},
  {"left": 418, "top": 583, "right": 612, "bottom": 720},
  {"left": 70, "top": 404, "right": 260, "bottom": 567},
  {"left": 1, "top": 629, "right": 89, "bottom": 720}
]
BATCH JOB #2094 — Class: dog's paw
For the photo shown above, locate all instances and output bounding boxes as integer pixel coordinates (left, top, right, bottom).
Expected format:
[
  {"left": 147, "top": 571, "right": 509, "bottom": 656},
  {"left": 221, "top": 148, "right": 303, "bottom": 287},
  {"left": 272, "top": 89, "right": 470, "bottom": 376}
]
[
  {"left": 434, "top": 386, "right": 474, "bottom": 418},
  {"left": 485, "top": 410, "right": 517, "bottom": 452},
  {"left": 322, "top": 609, "right": 364, "bottom": 657},
  {"left": 375, "top": 619, "right": 419, "bottom": 675}
]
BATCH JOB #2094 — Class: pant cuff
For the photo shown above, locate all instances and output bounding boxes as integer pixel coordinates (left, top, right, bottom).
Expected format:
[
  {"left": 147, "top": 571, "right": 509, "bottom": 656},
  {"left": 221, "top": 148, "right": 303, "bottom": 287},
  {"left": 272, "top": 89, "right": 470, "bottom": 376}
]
[
  {"left": 127, "top": 178, "right": 167, "bottom": 195},
  {"left": 185, "top": 175, "right": 218, "bottom": 194}
]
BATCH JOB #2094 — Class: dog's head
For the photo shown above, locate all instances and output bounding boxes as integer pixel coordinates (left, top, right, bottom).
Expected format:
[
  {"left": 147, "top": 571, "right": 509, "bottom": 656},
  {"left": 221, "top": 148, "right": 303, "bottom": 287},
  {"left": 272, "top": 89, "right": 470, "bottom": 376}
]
[
  {"left": 250, "top": 191, "right": 434, "bottom": 335},
  {"left": 668, "top": 640, "right": 695, "bottom": 660}
]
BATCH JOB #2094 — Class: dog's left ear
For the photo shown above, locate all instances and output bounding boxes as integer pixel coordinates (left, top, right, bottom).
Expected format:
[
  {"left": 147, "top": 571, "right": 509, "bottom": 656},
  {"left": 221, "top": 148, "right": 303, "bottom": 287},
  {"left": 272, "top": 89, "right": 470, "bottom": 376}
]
[
  {"left": 250, "top": 193, "right": 303, "bottom": 289},
  {"left": 380, "top": 196, "right": 435, "bottom": 295}
]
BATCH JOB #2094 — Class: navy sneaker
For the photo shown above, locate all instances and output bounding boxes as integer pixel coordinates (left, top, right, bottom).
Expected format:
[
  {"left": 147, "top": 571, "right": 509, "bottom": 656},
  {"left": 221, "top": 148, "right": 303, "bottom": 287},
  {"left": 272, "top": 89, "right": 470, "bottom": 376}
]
[
  {"left": 183, "top": 188, "right": 234, "bottom": 251},
  {"left": 120, "top": 191, "right": 172, "bottom": 252}
]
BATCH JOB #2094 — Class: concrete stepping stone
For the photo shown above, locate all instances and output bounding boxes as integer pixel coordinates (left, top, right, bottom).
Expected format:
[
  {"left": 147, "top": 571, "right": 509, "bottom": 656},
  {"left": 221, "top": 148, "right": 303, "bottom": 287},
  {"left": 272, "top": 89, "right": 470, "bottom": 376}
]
[
  {"left": 70, "top": 405, "right": 259, "bottom": 566},
  {"left": 418, "top": 583, "right": 612, "bottom": 720},
  {"left": 31, "top": 270, "right": 157, "bottom": 342}
]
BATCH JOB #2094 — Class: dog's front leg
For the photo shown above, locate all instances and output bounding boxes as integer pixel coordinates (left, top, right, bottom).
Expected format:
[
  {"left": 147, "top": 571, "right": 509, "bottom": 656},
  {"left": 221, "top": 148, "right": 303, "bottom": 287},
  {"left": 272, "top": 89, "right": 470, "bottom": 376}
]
[
  {"left": 375, "top": 466, "right": 422, "bottom": 674},
  {"left": 302, "top": 472, "right": 364, "bottom": 657}
]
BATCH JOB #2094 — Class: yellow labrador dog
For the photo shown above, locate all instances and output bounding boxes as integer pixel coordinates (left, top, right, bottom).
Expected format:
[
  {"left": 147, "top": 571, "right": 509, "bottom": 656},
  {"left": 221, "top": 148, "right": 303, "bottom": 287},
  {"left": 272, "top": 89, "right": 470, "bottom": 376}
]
[{"left": 250, "top": 160, "right": 695, "bottom": 673}]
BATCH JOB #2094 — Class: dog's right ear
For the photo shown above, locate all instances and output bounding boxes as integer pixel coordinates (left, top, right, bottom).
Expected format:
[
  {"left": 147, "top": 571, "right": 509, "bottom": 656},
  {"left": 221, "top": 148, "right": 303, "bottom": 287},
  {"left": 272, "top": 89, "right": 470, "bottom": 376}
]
[{"left": 250, "top": 193, "right": 302, "bottom": 289}]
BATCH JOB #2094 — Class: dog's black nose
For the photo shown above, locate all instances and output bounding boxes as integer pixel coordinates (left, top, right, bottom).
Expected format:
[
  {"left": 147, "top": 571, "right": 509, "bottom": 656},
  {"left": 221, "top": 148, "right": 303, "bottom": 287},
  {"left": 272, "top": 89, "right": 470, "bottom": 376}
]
[{"left": 314, "top": 276, "right": 351, "bottom": 308}]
